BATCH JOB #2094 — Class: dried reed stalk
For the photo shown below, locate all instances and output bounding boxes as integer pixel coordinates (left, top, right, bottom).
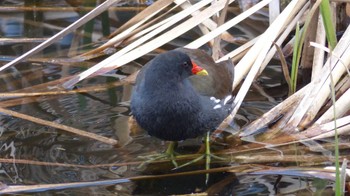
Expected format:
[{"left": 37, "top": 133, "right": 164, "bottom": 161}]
[
  {"left": 0, "top": 107, "right": 118, "bottom": 145},
  {"left": 218, "top": 0, "right": 308, "bottom": 130}
]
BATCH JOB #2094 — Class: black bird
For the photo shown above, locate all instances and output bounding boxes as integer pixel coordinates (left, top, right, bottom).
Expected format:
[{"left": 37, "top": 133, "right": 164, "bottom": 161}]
[{"left": 131, "top": 48, "right": 234, "bottom": 167}]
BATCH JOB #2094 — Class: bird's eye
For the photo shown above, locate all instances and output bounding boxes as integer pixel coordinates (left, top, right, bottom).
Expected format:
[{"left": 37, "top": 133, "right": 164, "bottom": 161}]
[{"left": 182, "top": 62, "right": 189, "bottom": 68}]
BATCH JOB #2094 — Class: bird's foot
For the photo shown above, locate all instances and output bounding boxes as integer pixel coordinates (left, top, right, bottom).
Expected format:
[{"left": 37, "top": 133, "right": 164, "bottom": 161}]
[
  {"left": 138, "top": 141, "right": 178, "bottom": 168},
  {"left": 174, "top": 147, "right": 226, "bottom": 170},
  {"left": 176, "top": 132, "right": 228, "bottom": 183}
]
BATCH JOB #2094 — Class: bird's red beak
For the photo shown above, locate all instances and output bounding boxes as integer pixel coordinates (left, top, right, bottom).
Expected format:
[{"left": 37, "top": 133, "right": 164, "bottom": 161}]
[{"left": 191, "top": 61, "right": 208, "bottom": 76}]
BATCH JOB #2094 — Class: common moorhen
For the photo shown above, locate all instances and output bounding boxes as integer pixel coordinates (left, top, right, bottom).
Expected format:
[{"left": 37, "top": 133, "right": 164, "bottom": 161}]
[{"left": 131, "top": 48, "right": 234, "bottom": 167}]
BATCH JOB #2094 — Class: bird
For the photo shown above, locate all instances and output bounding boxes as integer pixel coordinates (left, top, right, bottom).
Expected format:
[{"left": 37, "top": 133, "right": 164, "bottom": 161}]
[{"left": 130, "top": 48, "right": 234, "bottom": 168}]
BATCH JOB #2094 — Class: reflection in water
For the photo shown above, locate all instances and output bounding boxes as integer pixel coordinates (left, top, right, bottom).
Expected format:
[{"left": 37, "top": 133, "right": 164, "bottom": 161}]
[
  {"left": 0, "top": 138, "right": 18, "bottom": 183},
  {"left": 133, "top": 170, "right": 239, "bottom": 195},
  {"left": 0, "top": 0, "right": 336, "bottom": 195},
  {"left": 0, "top": 43, "right": 330, "bottom": 195}
]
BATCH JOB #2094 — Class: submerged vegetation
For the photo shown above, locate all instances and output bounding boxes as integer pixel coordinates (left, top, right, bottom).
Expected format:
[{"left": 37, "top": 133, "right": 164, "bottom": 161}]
[{"left": 0, "top": 0, "right": 349, "bottom": 194}]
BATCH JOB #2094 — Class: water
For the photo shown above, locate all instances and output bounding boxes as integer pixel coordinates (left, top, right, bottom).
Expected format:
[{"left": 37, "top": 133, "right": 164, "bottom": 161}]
[{"left": 0, "top": 0, "right": 336, "bottom": 195}]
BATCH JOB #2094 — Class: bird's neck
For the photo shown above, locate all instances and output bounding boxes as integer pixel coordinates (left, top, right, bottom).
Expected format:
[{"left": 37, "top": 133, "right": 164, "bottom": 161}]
[
  {"left": 144, "top": 77, "right": 196, "bottom": 98},
  {"left": 144, "top": 72, "right": 181, "bottom": 89}
]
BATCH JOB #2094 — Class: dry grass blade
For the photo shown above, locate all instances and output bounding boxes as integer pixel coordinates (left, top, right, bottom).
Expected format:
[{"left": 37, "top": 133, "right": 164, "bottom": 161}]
[
  {"left": 240, "top": 85, "right": 308, "bottom": 137},
  {"left": 0, "top": 107, "right": 118, "bottom": 145},
  {"left": 0, "top": 0, "right": 120, "bottom": 72},
  {"left": 81, "top": 0, "right": 177, "bottom": 57},
  {"left": 316, "top": 88, "right": 350, "bottom": 124},
  {"left": 115, "top": 5, "right": 181, "bottom": 47},
  {"left": 235, "top": 5, "right": 350, "bottom": 138},
  {"left": 219, "top": 36, "right": 258, "bottom": 62},
  {"left": 212, "top": 0, "right": 230, "bottom": 60},
  {"left": 268, "top": 0, "right": 280, "bottom": 23},
  {"left": 297, "top": 115, "right": 350, "bottom": 138},
  {"left": 0, "top": 179, "right": 130, "bottom": 194},
  {"left": 311, "top": 115, "right": 350, "bottom": 139},
  {"left": 236, "top": 117, "right": 350, "bottom": 163},
  {"left": 176, "top": 0, "right": 209, "bottom": 40},
  {"left": 0, "top": 80, "right": 128, "bottom": 98},
  {"left": 62, "top": 0, "right": 233, "bottom": 89},
  {"left": 340, "top": 159, "right": 348, "bottom": 194},
  {"left": 0, "top": 97, "right": 44, "bottom": 108},
  {"left": 218, "top": 0, "right": 308, "bottom": 130},
  {"left": 0, "top": 38, "right": 47, "bottom": 43},
  {"left": 0, "top": 158, "right": 141, "bottom": 168},
  {"left": 87, "top": 0, "right": 214, "bottom": 60},
  {"left": 312, "top": 13, "right": 326, "bottom": 81},
  {"left": 0, "top": 74, "right": 134, "bottom": 108},
  {"left": 251, "top": 167, "right": 345, "bottom": 181},
  {"left": 259, "top": 2, "right": 310, "bottom": 75},
  {"left": 175, "top": 0, "right": 236, "bottom": 45},
  {"left": 224, "top": 133, "right": 350, "bottom": 159},
  {"left": 300, "top": 3, "right": 319, "bottom": 80},
  {"left": 0, "top": 158, "right": 99, "bottom": 168},
  {"left": 0, "top": 5, "right": 147, "bottom": 12},
  {"left": 288, "top": 24, "right": 350, "bottom": 128},
  {"left": 186, "top": 0, "right": 271, "bottom": 49},
  {"left": 256, "top": 2, "right": 309, "bottom": 97},
  {"left": 108, "top": 0, "right": 176, "bottom": 38},
  {"left": 0, "top": 165, "right": 258, "bottom": 194},
  {"left": 231, "top": 0, "right": 307, "bottom": 90},
  {"left": 274, "top": 43, "right": 292, "bottom": 95}
]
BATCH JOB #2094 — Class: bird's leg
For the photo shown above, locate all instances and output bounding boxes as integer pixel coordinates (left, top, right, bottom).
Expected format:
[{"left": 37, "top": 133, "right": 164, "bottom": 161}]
[
  {"left": 205, "top": 131, "right": 212, "bottom": 183},
  {"left": 138, "top": 141, "right": 178, "bottom": 168},
  {"left": 176, "top": 132, "right": 227, "bottom": 170},
  {"left": 165, "top": 141, "right": 178, "bottom": 167},
  {"left": 203, "top": 131, "right": 211, "bottom": 183},
  {"left": 175, "top": 132, "right": 211, "bottom": 169},
  {"left": 205, "top": 131, "right": 211, "bottom": 171}
]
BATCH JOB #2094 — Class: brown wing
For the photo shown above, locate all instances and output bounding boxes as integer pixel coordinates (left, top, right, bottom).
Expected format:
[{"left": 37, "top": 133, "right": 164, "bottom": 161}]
[{"left": 177, "top": 48, "right": 234, "bottom": 99}]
